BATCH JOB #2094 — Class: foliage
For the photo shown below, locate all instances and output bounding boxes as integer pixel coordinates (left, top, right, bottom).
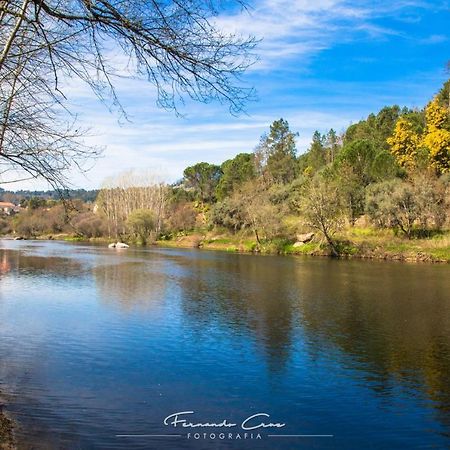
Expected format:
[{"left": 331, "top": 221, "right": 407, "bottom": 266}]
[
  {"left": 422, "top": 97, "right": 450, "bottom": 174},
  {"left": 336, "top": 139, "right": 377, "bottom": 186},
  {"left": 11, "top": 205, "right": 68, "bottom": 237},
  {"left": 437, "top": 79, "right": 450, "bottom": 108},
  {"left": 27, "top": 197, "right": 49, "bottom": 210},
  {"left": 256, "top": 118, "right": 298, "bottom": 184},
  {"left": 72, "top": 212, "right": 106, "bottom": 238},
  {"left": 0, "top": 218, "right": 11, "bottom": 234},
  {"left": 297, "top": 176, "right": 345, "bottom": 256},
  {"left": 166, "top": 202, "right": 197, "bottom": 233},
  {"left": 412, "top": 174, "right": 449, "bottom": 230},
  {"left": 211, "top": 196, "right": 250, "bottom": 232},
  {"left": 216, "top": 153, "right": 256, "bottom": 200},
  {"left": 365, "top": 175, "right": 448, "bottom": 238},
  {"left": 212, "top": 179, "right": 287, "bottom": 242},
  {"left": 345, "top": 105, "right": 404, "bottom": 151},
  {"left": 387, "top": 96, "right": 450, "bottom": 174},
  {"left": 369, "top": 180, "right": 419, "bottom": 238},
  {"left": 97, "top": 171, "right": 167, "bottom": 237},
  {"left": 335, "top": 165, "right": 366, "bottom": 225},
  {"left": 305, "top": 131, "right": 327, "bottom": 173},
  {"left": 2, "top": 78, "right": 450, "bottom": 256},
  {"left": 126, "top": 209, "right": 156, "bottom": 245},
  {"left": 387, "top": 117, "right": 421, "bottom": 170},
  {"left": 0, "top": 189, "right": 99, "bottom": 204},
  {"left": 183, "top": 162, "right": 222, "bottom": 203},
  {"left": 333, "top": 139, "right": 395, "bottom": 224}
]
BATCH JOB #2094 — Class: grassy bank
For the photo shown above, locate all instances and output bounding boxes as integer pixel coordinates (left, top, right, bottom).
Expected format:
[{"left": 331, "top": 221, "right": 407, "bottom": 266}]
[{"left": 156, "top": 227, "right": 450, "bottom": 263}]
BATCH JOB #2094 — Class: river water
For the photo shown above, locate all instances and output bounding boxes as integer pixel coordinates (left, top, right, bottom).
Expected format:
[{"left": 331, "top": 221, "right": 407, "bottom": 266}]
[{"left": 0, "top": 240, "right": 449, "bottom": 449}]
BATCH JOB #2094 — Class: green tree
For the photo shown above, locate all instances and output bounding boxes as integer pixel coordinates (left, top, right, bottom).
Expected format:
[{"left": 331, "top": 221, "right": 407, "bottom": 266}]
[
  {"left": 336, "top": 139, "right": 377, "bottom": 186},
  {"left": 27, "top": 197, "right": 48, "bottom": 210},
  {"left": 306, "top": 131, "right": 327, "bottom": 173},
  {"left": 366, "top": 180, "right": 419, "bottom": 238},
  {"left": 325, "top": 128, "right": 341, "bottom": 164},
  {"left": 211, "top": 196, "right": 250, "bottom": 233},
  {"left": 126, "top": 209, "right": 156, "bottom": 245},
  {"left": 216, "top": 153, "right": 256, "bottom": 200},
  {"left": 345, "top": 106, "right": 403, "bottom": 152},
  {"left": 259, "top": 119, "right": 298, "bottom": 184},
  {"left": 437, "top": 78, "right": 450, "bottom": 109},
  {"left": 213, "top": 178, "right": 286, "bottom": 243},
  {"left": 237, "top": 180, "right": 286, "bottom": 243},
  {"left": 183, "top": 162, "right": 222, "bottom": 203}
]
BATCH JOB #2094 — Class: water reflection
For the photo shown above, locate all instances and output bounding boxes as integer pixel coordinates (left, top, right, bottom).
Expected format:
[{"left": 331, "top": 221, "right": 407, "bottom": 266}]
[
  {"left": 172, "top": 253, "right": 296, "bottom": 372},
  {"left": 93, "top": 261, "right": 169, "bottom": 311},
  {"left": 0, "top": 247, "right": 85, "bottom": 279},
  {"left": 0, "top": 252, "right": 11, "bottom": 274},
  {"left": 293, "top": 259, "right": 450, "bottom": 436}
]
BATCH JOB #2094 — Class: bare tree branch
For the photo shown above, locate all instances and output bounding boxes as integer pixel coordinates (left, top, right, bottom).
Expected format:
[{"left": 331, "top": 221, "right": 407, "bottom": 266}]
[{"left": 0, "top": 0, "right": 257, "bottom": 191}]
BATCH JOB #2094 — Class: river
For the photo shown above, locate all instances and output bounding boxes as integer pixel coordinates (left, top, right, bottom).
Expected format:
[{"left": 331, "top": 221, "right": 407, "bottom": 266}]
[{"left": 0, "top": 240, "right": 449, "bottom": 449}]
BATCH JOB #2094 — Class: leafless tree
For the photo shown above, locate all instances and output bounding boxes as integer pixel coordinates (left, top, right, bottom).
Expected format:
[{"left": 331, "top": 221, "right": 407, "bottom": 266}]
[
  {"left": 0, "top": 1, "right": 257, "bottom": 188},
  {"left": 96, "top": 170, "right": 168, "bottom": 238},
  {"left": 0, "top": 41, "right": 98, "bottom": 192}
]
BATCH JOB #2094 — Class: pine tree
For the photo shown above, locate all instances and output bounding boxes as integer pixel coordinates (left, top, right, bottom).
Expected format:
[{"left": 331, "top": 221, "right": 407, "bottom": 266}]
[{"left": 264, "top": 119, "right": 299, "bottom": 184}]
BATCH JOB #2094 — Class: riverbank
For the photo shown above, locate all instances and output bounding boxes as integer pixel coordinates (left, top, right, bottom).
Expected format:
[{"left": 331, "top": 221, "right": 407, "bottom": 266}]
[
  {"left": 2, "top": 227, "right": 450, "bottom": 263},
  {"left": 156, "top": 228, "right": 450, "bottom": 263}
]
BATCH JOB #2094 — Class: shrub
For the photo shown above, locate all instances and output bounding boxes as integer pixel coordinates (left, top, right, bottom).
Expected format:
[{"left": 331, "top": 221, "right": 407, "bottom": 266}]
[
  {"left": 166, "top": 202, "right": 197, "bottom": 232},
  {"left": 0, "top": 218, "right": 11, "bottom": 235},
  {"left": 72, "top": 212, "right": 106, "bottom": 238},
  {"left": 126, "top": 209, "right": 156, "bottom": 244},
  {"left": 366, "top": 176, "right": 449, "bottom": 238}
]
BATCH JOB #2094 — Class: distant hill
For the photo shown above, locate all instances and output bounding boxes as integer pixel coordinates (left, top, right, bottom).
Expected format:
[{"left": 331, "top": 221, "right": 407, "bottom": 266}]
[{"left": 0, "top": 188, "right": 99, "bottom": 204}]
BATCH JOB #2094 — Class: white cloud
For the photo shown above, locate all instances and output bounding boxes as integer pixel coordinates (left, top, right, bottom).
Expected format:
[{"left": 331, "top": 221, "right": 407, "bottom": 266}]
[
  {"left": 214, "top": 0, "right": 441, "bottom": 69},
  {"left": 214, "top": 1, "right": 380, "bottom": 69},
  {"left": 419, "top": 34, "right": 448, "bottom": 44}
]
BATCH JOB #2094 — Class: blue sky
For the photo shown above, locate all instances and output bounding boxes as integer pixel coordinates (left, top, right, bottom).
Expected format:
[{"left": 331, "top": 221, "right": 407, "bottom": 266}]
[{"left": 20, "top": 0, "right": 450, "bottom": 190}]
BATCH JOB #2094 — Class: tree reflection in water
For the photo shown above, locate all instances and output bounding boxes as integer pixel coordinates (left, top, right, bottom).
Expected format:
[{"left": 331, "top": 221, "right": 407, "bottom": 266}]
[
  {"left": 93, "top": 260, "right": 169, "bottom": 312},
  {"left": 292, "top": 259, "right": 450, "bottom": 437},
  {"left": 172, "top": 253, "right": 296, "bottom": 373},
  {"left": 0, "top": 248, "right": 84, "bottom": 278}
]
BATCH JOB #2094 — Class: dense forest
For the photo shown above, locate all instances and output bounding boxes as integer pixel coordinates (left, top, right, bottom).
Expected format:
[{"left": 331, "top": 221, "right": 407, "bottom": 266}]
[{"left": 1, "top": 79, "right": 450, "bottom": 261}]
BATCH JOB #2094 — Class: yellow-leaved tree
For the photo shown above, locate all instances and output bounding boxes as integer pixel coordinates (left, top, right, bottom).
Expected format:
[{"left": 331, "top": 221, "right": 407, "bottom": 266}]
[
  {"left": 422, "top": 97, "right": 450, "bottom": 174},
  {"left": 387, "top": 117, "right": 420, "bottom": 169}
]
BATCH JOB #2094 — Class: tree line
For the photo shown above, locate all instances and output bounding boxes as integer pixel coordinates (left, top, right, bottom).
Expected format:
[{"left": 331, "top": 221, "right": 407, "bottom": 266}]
[{"left": 2, "top": 79, "right": 450, "bottom": 255}]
